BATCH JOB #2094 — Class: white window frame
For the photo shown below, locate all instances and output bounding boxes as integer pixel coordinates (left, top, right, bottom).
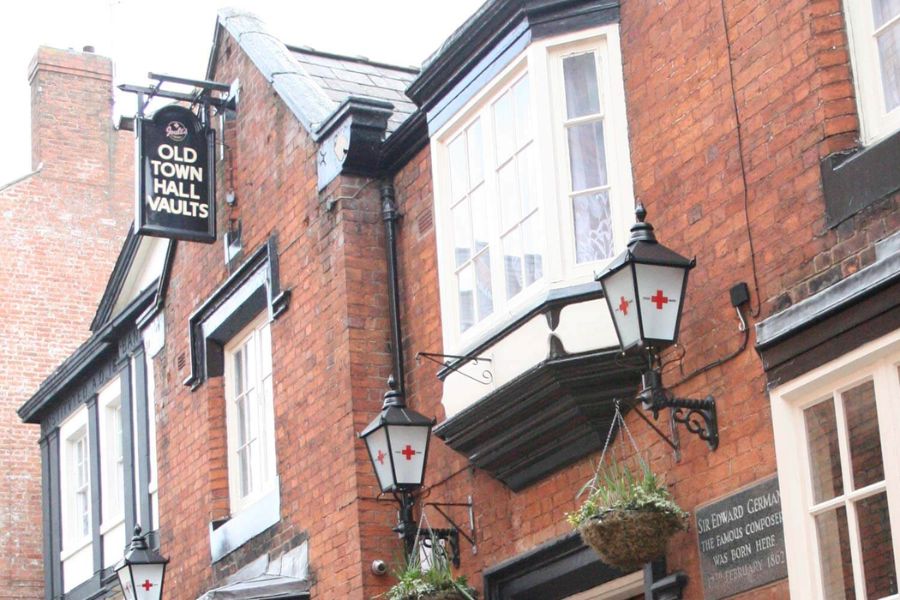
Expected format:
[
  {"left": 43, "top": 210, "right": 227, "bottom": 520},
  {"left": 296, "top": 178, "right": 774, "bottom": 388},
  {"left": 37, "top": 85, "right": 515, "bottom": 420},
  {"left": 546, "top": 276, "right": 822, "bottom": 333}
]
[
  {"left": 843, "top": 0, "right": 900, "bottom": 144},
  {"left": 432, "top": 24, "right": 635, "bottom": 352},
  {"left": 224, "top": 312, "right": 278, "bottom": 514},
  {"left": 59, "top": 406, "right": 91, "bottom": 559},
  {"left": 771, "top": 328, "right": 900, "bottom": 599},
  {"left": 97, "top": 378, "right": 124, "bottom": 533}
]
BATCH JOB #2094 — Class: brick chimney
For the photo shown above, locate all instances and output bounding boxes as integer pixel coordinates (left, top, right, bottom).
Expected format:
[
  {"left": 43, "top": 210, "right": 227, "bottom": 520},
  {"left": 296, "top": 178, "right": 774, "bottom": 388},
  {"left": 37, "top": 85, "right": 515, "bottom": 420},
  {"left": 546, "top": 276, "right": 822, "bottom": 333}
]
[
  {"left": 0, "top": 46, "right": 133, "bottom": 600},
  {"left": 28, "top": 46, "right": 117, "bottom": 180}
]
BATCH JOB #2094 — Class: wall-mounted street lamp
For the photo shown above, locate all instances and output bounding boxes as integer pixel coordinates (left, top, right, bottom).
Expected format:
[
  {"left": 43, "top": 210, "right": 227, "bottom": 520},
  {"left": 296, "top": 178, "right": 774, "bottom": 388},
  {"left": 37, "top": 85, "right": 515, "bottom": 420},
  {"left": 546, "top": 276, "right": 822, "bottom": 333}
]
[
  {"left": 597, "top": 205, "right": 718, "bottom": 451},
  {"left": 115, "top": 525, "right": 168, "bottom": 600},
  {"left": 359, "top": 378, "right": 472, "bottom": 565}
]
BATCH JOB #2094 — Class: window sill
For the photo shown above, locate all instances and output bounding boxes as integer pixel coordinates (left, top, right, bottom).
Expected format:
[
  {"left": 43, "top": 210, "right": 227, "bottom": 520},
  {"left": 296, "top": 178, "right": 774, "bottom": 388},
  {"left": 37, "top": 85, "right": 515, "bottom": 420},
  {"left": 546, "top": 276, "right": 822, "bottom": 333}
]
[
  {"left": 209, "top": 485, "right": 280, "bottom": 562},
  {"left": 821, "top": 127, "right": 900, "bottom": 227},
  {"left": 60, "top": 536, "right": 92, "bottom": 562},
  {"left": 99, "top": 516, "right": 124, "bottom": 536}
]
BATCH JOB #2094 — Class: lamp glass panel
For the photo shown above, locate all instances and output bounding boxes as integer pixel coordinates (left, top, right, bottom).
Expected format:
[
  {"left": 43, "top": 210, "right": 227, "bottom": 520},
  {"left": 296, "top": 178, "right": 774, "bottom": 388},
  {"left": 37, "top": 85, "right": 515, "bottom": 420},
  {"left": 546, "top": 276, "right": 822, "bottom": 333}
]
[
  {"left": 601, "top": 266, "right": 640, "bottom": 349},
  {"left": 131, "top": 563, "right": 165, "bottom": 600},
  {"left": 116, "top": 567, "right": 137, "bottom": 600},
  {"left": 634, "top": 263, "right": 685, "bottom": 343},
  {"left": 385, "top": 424, "right": 430, "bottom": 486},
  {"left": 363, "top": 426, "right": 394, "bottom": 491}
]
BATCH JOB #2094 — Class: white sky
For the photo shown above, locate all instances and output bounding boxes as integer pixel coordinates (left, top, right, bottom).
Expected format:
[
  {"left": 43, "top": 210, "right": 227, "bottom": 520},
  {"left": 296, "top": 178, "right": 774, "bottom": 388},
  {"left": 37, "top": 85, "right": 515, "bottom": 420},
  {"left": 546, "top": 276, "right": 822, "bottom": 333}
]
[{"left": 0, "top": 0, "right": 484, "bottom": 185}]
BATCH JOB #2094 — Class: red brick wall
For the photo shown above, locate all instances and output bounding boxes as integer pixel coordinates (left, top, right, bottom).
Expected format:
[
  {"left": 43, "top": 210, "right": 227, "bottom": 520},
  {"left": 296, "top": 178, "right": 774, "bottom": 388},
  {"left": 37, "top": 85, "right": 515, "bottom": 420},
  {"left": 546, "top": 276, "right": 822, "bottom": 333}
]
[
  {"left": 153, "top": 31, "right": 394, "bottom": 600},
  {"left": 152, "top": 1, "right": 898, "bottom": 598},
  {"left": 382, "top": 1, "right": 897, "bottom": 598},
  {"left": 0, "top": 47, "right": 132, "bottom": 600}
]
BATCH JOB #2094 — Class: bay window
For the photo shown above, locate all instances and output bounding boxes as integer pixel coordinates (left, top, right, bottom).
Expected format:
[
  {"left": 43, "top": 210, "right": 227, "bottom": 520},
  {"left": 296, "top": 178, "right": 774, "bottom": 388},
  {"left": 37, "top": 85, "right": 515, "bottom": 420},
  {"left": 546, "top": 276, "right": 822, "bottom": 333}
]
[{"left": 434, "top": 25, "right": 634, "bottom": 350}]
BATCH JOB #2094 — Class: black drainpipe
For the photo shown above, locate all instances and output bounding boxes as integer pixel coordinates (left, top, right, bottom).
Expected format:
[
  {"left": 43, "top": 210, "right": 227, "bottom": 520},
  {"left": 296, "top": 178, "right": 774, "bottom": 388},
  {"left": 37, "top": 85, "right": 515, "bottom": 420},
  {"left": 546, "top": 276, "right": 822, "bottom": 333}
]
[{"left": 381, "top": 181, "right": 405, "bottom": 397}]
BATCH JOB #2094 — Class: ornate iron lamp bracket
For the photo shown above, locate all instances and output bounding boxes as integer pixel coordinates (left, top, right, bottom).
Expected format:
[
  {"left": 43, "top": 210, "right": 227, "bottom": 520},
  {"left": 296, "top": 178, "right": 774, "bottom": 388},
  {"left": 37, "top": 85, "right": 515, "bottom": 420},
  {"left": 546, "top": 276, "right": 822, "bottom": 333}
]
[{"left": 637, "top": 369, "right": 719, "bottom": 452}]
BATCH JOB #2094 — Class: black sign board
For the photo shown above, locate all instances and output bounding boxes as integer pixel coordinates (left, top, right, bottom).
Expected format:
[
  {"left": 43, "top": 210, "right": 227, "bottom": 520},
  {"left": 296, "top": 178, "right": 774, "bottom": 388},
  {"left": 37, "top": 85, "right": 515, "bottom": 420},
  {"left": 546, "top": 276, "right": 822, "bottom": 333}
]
[
  {"left": 695, "top": 476, "right": 787, "bottom": 599},
  {"left": 136, "top": 104, "right": 216, "bottom": 243}
]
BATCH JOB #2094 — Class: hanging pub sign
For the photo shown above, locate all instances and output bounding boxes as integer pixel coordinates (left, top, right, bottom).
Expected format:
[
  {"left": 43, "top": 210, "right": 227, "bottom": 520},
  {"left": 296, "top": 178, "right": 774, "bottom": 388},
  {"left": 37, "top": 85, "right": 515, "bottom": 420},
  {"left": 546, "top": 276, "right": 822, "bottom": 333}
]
[{"left": 136, "top": 104, "right": 216, "bottom": 243}]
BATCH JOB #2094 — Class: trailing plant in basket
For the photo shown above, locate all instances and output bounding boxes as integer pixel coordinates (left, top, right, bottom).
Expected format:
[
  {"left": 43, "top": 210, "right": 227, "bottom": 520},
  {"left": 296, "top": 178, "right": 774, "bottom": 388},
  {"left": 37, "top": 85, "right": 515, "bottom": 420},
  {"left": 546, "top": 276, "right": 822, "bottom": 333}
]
[
  {"left": 567, "top": 458, "right": 688, "bottom": 571},
  {"left": 383, "top": 535, "right": 477, "bottom": 600}
]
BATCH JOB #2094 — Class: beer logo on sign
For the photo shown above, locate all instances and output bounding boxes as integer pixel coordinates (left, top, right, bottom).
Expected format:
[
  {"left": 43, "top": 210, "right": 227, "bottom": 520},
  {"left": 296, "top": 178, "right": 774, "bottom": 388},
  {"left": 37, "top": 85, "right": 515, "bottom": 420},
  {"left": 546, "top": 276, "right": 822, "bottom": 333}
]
[{"left": 165, "top": 121, "right": 188, "bottom": 142}]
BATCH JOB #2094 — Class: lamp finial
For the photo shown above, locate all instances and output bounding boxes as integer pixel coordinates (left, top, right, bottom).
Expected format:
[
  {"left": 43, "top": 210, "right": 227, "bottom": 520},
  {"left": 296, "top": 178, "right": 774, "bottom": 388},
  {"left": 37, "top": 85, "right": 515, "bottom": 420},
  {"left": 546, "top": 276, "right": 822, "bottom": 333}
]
[
  {"left": 628, "top": 202, "right": 657, "bottom": 245},
  {"left": 382, "top": 374, "right": 405, "bottom": 408}
]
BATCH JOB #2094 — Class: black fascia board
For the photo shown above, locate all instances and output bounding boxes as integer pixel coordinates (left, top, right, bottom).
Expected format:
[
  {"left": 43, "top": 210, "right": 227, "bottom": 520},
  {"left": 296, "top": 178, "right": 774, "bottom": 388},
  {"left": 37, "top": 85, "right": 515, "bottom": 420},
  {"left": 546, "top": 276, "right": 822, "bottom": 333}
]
[
  {"left": 380, "top": 110, "right": 429, "bottom": 175},
  {"left": 483, "top": 532, "right": 626, "bottom": 599},
  {"left": 407, "top": 0, "right": 620, "bottom": 113},
  {"left": 18, "top": 284, "right": 158, "bottom": 424},
  {"left": 184, "top": 236, "right": 290, "bottom": 388},
  {"left": 90, "top": 226, "right": 141, "bottom": 332}
]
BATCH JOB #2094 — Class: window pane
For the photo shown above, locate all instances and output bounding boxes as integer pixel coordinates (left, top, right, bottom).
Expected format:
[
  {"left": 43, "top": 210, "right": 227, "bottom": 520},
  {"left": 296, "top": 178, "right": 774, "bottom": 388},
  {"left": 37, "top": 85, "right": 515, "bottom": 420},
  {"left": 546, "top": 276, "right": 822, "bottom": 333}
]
[
  {"left": 474, "top": 251, "right": 493, "bottom": 320},
  {"left": 458, "top": 265, "right": 475, "bottom": 333},
  {"left": 234, "top": 349, "right": 244, "bottom": 396},
  {"left": 237, "top": 396, "right": 249, "bottom": 447},
  {"left": 856, "top": 492, "right": 898, "bottom": 598},
  {"left": 494, "top": 87, "right": 516, "bottom": 163},
  {"left": 452, "top": 199, "right": 472, "bottom": 267},
  {"left": 518, "top": 145, "right": 534, "bottom": 215},
  {"left": 470, "top": 186, "right": 490, "bottom": 253},
  {"left": 260, "top": 323, "right": 272, "bottom": 377},
  {"left": 563, "top": 52, "right": 601, "bottom": 119},
  {"left": 573, "top": 190, "right": 614, "bottom": 263},
  {"left": 467, "top": 120, "right": 484, "bottom": 187},
  {"left": 448, "top": 134, "right": 469, "bottom": 201},
  {"left": 805, "top": 398, "right": 844, "bottom": 503},
  {"left": 877, "top": 22, "right": 900, "bottom": 112},
  {"left": 843, "top": 380, "right": 884, "bottom": 490},
  {"left": 816, "top": 507, "right": 857, "bottom": 599},
  {"left": 503, "top": 227, "right": 523, "bottom": 299},
  {"left": 513, "top": 76, "right": 531, "bottom": 146},
  {"left": 567, "top": 121, "right": 607, "bottom": 191},
  {"left": 873, "top": 0, "right": 900, "bottom": 28},
  {"left": 239, "top": 446, "right": 252, "bottom": 497},
  {"left": 498, "top": 160, "right": 520, "bottom": 229},
  {"left": 522, "top": 213, "right": 544, "bottom": 286},
  {"left": 76, "top": 438, "right": 87, "bottom": 485},
  {"left": 78, "top": 491, "right": 90, "bottom": 537}
]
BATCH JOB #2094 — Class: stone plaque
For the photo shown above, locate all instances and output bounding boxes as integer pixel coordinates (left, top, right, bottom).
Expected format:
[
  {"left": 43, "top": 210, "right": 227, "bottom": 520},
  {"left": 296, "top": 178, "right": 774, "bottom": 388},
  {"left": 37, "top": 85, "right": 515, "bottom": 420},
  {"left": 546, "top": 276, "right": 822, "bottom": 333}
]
[{"left": 696, "top": 476, "right": 787, "bottom": 599}]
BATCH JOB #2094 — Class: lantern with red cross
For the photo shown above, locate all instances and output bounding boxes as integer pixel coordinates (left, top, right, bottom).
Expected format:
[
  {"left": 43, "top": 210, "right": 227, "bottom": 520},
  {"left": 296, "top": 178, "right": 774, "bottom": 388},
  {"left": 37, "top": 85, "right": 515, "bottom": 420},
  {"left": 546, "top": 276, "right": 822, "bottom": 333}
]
[
  {"left": 360, "top": 381, "right": 436, "bottom": 493},
  {"left": 597, "top": 204, "right": 694, "bottom": 354},
  {"left": 115, "top": 525, "right": 167, "bottom": 600}
]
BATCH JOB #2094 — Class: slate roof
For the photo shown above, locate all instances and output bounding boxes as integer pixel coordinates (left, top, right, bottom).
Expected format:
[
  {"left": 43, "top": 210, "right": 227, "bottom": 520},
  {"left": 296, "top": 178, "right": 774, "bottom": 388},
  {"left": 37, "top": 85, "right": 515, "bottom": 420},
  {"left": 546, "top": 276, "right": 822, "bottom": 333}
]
[
  {"left": 213, "top": 10, "right": 420, "bottom": 141},
  {"left": 287, "top": 46, "right": 418, "bottom": 136}
]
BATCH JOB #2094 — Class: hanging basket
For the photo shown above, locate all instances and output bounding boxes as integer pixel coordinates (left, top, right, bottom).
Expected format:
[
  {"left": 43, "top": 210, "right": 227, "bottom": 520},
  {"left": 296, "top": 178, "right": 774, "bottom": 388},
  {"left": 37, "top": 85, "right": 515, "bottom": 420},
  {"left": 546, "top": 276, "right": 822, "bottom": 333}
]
[
  {"left": 419, "top": 590, "right": 472, "bottom": 600},
  {"left": 392, "top": 586, "right": 476, "bottom": 600},
  {"left": 578, "top": 508, "right": 687, "bottom": 571}
]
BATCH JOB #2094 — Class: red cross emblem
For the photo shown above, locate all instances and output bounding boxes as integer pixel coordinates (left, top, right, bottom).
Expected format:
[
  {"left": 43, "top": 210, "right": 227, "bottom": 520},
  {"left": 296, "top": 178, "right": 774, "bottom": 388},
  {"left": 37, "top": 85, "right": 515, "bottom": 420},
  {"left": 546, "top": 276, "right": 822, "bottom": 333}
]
[
  {"left": 142, "top": 579, "right": 154, "bottom": 591},
  {"left": 649, "top": 289, "right": 669, "bottom": 310},
  {"left": 617, "top": 296, "right": 631, "bottom": 316},
  {"left": 376, "top": 449, "right": 386, "bottom": 464},
  {"left": 399, "top": 444, "right": 417, "bottom": 461}
]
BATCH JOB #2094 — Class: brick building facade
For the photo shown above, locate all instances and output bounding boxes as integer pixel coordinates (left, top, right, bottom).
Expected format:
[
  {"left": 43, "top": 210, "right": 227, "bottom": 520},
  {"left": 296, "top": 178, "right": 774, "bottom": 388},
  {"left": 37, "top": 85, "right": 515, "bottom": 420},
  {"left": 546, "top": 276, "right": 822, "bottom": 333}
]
[
  {"left": 0, "top": 47, "right": 133, "bottom": 599},
  {"left": 19, "top": 1, "right": 900, "bottom": 599}
]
